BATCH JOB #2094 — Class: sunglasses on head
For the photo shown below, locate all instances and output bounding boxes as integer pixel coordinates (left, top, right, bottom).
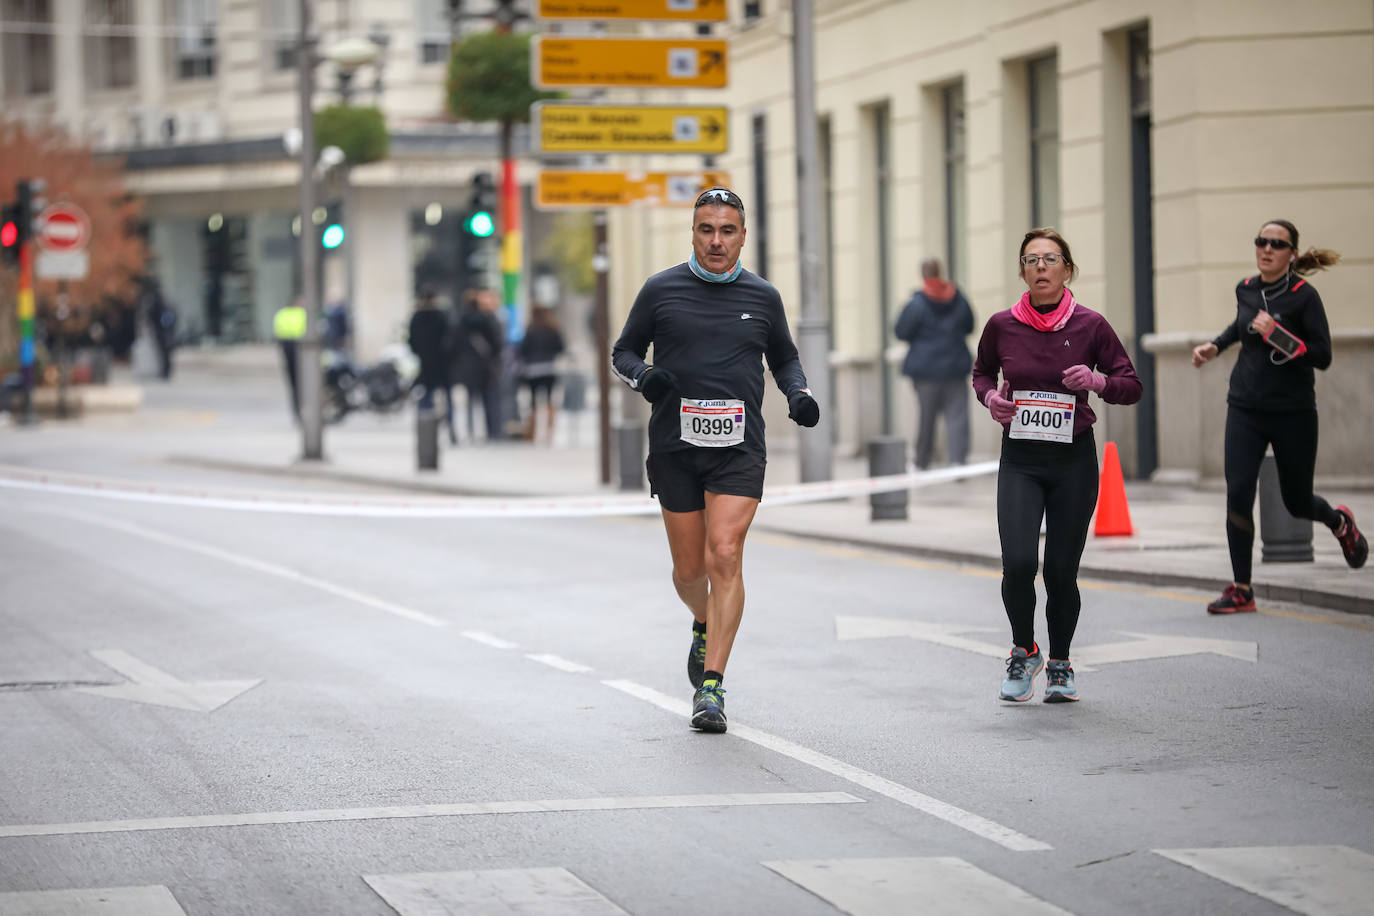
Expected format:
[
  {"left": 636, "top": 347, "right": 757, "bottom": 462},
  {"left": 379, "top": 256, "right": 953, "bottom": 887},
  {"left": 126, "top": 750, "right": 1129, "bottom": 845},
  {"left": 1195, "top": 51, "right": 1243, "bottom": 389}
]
[
  {"left": 1254, "top": 237, "right": 1293, "bottom": 250},
  {"left": 695, "top": 187, "right": 743, "bottom": 209}
]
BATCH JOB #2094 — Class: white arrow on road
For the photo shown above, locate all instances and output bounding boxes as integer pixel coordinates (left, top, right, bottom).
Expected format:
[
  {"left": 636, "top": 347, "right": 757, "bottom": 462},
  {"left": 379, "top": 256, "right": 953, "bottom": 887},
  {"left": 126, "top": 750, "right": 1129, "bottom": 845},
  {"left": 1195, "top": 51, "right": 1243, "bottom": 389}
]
[
  {"left": 836, "top": 617, "right": 1256, "bottom": 672},
  {"left": 75, "top": 650, "right": 261, "bottom": 712}
]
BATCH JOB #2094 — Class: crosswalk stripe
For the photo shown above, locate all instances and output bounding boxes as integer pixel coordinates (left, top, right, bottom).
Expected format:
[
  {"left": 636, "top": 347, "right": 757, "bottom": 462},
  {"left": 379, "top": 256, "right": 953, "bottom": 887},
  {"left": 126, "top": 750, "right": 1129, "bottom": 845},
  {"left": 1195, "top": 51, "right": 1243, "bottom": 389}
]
[
  {"left": 0, "top": 792, "right": 860, "bottom": 839},
  {"left": 1154, "top": 845, "right": 1374, "bottom": 916},
  {"left": 0, "top": 884, "right": 187, "bottom": 914},
  {"left": 763, "top": 857, "right": 1073, "bottom": 915},
  {"left": 365, "top": 867, "right": 628, "bottom": 915}
]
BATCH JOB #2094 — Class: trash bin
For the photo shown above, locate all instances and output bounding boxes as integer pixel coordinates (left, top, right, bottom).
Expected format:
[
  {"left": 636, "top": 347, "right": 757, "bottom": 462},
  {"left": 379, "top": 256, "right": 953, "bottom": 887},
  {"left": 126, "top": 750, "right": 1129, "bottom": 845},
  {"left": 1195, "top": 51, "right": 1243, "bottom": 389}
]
[{"left": 868, "top": 436, "right": 909, "bottom": 521}]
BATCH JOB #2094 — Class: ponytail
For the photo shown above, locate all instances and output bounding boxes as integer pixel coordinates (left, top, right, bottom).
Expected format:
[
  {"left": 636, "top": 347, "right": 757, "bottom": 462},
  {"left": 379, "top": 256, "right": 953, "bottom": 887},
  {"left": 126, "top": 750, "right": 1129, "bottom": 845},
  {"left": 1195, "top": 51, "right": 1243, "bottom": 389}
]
[{"left": 1293, "top": 247, "right": 1341, "bottom": 277}]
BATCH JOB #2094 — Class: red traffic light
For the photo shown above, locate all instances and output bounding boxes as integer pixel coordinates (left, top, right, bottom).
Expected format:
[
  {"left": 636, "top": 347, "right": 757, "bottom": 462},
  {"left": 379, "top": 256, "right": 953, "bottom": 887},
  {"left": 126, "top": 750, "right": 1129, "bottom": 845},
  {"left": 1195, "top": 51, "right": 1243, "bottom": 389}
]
[{"left": 0, "top": 220, "right": 17, "bottom": 248}]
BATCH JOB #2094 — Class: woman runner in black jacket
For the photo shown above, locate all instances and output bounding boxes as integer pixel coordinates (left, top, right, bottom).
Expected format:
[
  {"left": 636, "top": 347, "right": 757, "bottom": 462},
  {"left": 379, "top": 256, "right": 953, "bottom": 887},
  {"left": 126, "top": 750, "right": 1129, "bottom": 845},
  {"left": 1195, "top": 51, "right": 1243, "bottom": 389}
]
[{"left": 1191, "top": 219, "right": 1367, "bottom": 614}]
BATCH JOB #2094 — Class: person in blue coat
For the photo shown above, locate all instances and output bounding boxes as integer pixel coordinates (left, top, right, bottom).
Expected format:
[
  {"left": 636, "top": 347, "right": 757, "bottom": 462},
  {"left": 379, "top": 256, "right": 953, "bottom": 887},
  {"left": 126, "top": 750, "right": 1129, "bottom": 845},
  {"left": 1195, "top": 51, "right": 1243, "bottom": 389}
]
[{"left": 895, "top": 258, "right": 975, "bottom": 469}]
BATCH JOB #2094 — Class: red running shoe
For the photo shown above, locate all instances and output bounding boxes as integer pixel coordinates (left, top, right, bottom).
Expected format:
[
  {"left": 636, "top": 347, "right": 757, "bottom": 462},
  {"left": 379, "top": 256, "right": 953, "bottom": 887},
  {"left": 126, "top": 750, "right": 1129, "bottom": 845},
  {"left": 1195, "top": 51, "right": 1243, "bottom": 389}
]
[
  {"left": 1207, "top": 584, "right": 1256, "bottom": 614},
  {"left": 1334, "top": 506, "right": 1368, "bottom": 569}
]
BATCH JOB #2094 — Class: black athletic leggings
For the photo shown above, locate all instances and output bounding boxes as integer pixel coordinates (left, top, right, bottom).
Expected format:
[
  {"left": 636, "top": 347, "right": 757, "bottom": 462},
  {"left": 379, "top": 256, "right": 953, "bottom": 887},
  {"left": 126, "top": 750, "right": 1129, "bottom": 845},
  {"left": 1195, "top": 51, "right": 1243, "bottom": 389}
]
[
  {"left": 1224, "top": 405, "right": 1342, "bottom": 585},
  {"left": 997, "top": 429, "right": 1099, "bottom": 661}
]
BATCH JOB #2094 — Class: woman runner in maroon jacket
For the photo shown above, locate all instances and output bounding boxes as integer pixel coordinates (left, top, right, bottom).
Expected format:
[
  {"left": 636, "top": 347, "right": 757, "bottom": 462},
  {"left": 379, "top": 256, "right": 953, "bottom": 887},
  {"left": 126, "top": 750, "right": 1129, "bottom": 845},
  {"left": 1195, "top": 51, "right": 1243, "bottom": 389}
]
[{"left": 972, "top": 228, "right": 1142, "bottom": 704}]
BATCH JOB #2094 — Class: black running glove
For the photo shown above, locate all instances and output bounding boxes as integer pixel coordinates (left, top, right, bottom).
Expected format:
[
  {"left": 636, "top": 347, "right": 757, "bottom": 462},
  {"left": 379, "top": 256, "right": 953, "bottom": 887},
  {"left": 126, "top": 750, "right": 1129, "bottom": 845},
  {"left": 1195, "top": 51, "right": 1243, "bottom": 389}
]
[
  {"left": 638, "top": 367, "right": 678, "bottom": 404},
  {"left": 788, "top": 388, "right": 820, "bottom": 427}
]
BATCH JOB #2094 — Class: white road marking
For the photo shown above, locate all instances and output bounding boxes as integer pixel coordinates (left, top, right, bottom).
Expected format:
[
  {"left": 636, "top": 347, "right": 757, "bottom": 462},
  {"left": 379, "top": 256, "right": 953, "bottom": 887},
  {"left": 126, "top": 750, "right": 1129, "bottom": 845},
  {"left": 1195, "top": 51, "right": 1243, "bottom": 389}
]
[
  {"left": 602, "top": 679, "right": 1051, "bottom": 852},
  {"left": 836, "top": 616, "right": 1257, "bottom": 672},
  {"left": 527, "top": 653, "right": 593, "bottom": 673},
  {"left": 461, "top": 631, "right": 518, "bottom": 650},
  {"left": 0, "top": 885, "right": 187, "bottom": 914},
  {"left": 0, "top": 461, "right": 997, "bottom": 518},
  {"left": 75, "top": 649, "right": 261, "bottom": 712},
  {"left": 21, "top": 506, "right": 448, "bottom": 628},
  {"left": 1155, "top": 845, "right": 1374, "bottom": 916},
  {"left": 765, "top": 857, "right": 1073, "bottom": 915},
  {"left": 0, "top": 792, "right": 860, "bottom": 839},
  {"left": 365, "top": 867, "right": 628, "bottom": 915}
]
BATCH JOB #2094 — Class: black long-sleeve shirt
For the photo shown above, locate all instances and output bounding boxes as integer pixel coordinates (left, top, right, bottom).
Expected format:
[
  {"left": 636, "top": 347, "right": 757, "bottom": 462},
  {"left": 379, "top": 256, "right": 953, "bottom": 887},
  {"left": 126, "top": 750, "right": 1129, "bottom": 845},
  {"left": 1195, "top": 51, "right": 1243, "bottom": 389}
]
[
  {"left": 612, "top": 262, "right": 809, "bottom": 457},
  {"left": 1212, "top": 273, "right": 1332, "bottom": 412}
]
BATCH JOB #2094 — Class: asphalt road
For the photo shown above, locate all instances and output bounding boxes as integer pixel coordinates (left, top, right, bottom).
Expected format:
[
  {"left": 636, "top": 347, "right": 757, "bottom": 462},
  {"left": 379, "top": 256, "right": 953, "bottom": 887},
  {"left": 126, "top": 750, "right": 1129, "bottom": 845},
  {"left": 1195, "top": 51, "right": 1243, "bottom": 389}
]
[{"left": 3, "top": 442, "right": 1374, "bottom": 915}]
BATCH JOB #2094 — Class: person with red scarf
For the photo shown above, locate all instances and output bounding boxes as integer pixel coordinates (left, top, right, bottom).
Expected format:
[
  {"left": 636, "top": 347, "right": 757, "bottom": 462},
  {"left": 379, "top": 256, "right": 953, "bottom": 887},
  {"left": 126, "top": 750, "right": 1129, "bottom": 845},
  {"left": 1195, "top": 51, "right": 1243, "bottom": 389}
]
[
  {"left": 972, "top": 228, "right": 1141, "bottom": 704},
  {"left": 895, "top": 258, "right": 975, "bottom": 470}
]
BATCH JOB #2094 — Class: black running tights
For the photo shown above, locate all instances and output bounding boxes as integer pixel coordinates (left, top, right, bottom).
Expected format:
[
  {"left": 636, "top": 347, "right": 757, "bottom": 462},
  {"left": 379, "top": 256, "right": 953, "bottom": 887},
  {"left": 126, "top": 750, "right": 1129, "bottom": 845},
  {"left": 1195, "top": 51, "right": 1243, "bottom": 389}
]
[
  {"left": 997, "top": 430, "right": 1100, "bottom": 661},
  {"left": 1224, "top": 406, "right": 1342, "bottom": 586}
]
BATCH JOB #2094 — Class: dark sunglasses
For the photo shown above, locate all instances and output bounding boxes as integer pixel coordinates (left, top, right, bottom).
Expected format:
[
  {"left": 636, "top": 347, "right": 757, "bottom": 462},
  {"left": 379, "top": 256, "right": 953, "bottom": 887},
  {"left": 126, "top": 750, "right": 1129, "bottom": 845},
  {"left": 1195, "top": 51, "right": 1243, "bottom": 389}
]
[
  {"left": 695, "top": 187, "right": 744, "bottom": 210},
  {"left": 1254, "top": 237, "right": 1293, "bottom": 250}
]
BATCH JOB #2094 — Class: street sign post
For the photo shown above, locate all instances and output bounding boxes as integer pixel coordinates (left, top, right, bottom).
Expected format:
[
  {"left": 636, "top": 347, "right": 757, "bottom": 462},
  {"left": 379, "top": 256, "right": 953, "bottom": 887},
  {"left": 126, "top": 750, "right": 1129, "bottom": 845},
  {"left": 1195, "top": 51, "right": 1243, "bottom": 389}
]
[
  {"left": 534, "top": 103, "right": 728, "bottom": 155},
  {"left": 535, "top": 170, "right": 732, "bottom": 209},
  {"left": 533, "top": 37, "right": 728, "bottom": 89},
  {"left": 536, "top": 0, "right": 728, "bottom": 21},
  {"left": 35, "top": 202, "right": 91, "bottom": 281}
]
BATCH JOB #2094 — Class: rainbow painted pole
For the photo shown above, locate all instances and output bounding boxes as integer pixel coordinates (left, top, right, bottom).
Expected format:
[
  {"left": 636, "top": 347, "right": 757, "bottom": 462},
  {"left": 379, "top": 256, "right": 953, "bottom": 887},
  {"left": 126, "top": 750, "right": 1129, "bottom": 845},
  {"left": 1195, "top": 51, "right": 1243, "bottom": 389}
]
[
  {"left": 17, "top": 239, "right": 35, "bottom": 422},
  {"left": 500, "top": 156, "right": 521, "bottom": 342}
]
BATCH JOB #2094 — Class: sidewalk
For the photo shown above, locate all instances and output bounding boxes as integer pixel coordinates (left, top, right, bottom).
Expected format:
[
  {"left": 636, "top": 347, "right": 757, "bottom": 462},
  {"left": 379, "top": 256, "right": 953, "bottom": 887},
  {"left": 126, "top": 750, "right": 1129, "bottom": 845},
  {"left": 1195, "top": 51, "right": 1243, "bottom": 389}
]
[{"left": 7, "top": 346, "right": 1373, "bottom": 616}]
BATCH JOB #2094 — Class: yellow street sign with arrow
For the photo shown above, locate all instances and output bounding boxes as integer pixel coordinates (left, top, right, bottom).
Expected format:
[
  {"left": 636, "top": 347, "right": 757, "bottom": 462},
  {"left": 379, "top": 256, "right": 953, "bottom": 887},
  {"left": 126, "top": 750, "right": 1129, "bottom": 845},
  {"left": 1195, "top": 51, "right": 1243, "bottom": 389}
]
[
  {"left": 533, "top": 37, "right": 728, "bottom": 89},
  {"left": 536, "top": 0, "right": 728, "bottom": 21},
  {"left": 535, "top": 170, "right": 733, "bottom": 210},
  {"left": 535, "top": 103, "right": 728, "bottom": 155}
]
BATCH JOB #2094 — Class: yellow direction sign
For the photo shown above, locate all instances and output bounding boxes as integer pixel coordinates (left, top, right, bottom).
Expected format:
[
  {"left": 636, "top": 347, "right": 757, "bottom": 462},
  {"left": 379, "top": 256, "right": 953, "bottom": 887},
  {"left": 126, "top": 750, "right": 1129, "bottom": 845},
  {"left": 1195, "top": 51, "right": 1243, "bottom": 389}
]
[
  {"left": 536, "top": 170, "right": 732, "bottom": 210},
  {"left": 536, "top": 0, "right": 727, "bottom": 21},
  {"left": 533, "top": 37, "right": 728, "bottom": 89},
  {"left": 535, "top": 103, "right": 728, "bottom": 155}
]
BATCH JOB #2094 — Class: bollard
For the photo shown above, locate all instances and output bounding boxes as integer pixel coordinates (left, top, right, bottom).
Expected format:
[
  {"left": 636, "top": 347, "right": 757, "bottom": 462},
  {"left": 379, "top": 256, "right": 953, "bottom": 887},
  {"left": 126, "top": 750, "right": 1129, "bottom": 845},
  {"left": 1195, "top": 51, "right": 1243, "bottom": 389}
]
[
  {"left": 1259, "top": 452, "right": 1313, "bottom": 562},
  {"left": 416, "top": 409, "right": 440, "bottom": 471},
  {"left": 868, "top": 435, "right": 909, "bottom": 521},
  {"left": 616, "top": 421, "right": 645, "bottom": 491}
]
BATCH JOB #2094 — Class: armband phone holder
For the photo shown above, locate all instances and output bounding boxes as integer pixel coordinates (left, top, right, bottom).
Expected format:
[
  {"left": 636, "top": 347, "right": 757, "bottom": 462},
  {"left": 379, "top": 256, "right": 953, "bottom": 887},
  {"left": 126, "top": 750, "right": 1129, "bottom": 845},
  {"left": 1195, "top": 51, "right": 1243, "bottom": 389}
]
[{"left": 1262, "top": 322, "right": 1307, "bottom": 365}]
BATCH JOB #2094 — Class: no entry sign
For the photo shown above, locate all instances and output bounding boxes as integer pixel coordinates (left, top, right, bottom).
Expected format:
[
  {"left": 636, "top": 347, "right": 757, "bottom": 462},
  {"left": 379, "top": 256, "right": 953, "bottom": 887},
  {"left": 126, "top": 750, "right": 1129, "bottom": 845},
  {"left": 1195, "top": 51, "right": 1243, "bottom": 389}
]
[{"left": 37, "top": 203, "right": 91, "bottom": 252}]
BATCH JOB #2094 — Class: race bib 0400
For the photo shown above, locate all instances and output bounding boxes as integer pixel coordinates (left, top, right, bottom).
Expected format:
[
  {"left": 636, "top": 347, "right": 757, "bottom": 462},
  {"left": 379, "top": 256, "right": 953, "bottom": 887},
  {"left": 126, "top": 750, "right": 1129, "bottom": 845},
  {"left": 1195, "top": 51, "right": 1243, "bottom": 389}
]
[
  {"left": 1009, "top": 390, "right": 1075, "bottom": 443},
  {"left": 680, "top": 398, "right": 745, "bottom": 448}
]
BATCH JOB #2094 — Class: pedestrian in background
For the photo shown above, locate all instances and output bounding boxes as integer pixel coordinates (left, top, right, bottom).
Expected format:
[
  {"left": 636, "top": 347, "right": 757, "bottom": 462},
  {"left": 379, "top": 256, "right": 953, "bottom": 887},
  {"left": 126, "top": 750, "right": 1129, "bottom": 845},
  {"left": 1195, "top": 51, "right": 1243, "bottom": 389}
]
[
  {"left": 973, "top": 228, "right": 1141, "bottom": 704},
  {"left": 517, "top": 304, "right": 565, "bottom": 444},
  {"left": 451, "top": 288, "right": 505, "bottom": 443},
  {"left": 273, "top": 298, "right": 307, "bottom": 423},
  {"left": 1191, "top": 219, "right": 1366, "bottom": 615},
  {"left": 895, "top": 257, "right": 975, "bottom": 470},
  {"left": 408, "top": 286, "right": 457, "bottom": 445},
  {"left": 142, "top": 276, "right": 177, "bottom": 380}
]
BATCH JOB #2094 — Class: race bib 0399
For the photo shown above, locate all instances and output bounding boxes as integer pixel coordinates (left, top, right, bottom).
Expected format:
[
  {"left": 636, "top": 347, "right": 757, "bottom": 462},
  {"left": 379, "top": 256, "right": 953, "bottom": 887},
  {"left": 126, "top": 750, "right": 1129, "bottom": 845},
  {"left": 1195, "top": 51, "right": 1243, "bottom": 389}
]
[
  {"left": 1009, "top": 390, "right": 1075, "bottom": 443},
  {"left": 680, "top": 398, "right": 745, "bottom": 448}
]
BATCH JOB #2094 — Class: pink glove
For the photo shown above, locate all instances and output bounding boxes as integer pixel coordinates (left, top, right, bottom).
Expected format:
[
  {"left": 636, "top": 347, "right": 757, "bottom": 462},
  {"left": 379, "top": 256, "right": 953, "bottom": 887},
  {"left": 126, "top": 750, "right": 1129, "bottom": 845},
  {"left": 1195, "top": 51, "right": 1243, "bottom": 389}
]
[
  {"left": 1062, "top": 364, "right": 1106, "bottom": 394},
  {"left": 984, "top": 381, "right": 1015, "bottom": 425}
]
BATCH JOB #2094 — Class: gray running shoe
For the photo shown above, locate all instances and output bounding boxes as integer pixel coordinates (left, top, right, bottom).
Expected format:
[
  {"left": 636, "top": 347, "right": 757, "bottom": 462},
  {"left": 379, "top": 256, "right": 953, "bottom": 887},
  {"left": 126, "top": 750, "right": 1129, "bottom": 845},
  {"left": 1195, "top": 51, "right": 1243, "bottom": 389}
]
[
  {"left": 999, "top": 645, "right": 1044, "bottom": 702},
  {"left": 687, "top": 627, "right": 707, "bottom": 689},
  {"left": 1044, "top": 660, "right": 1079, "bottom": 703},
  {"left": 690, "top": 681, "right": 727, "bottom": 733}
]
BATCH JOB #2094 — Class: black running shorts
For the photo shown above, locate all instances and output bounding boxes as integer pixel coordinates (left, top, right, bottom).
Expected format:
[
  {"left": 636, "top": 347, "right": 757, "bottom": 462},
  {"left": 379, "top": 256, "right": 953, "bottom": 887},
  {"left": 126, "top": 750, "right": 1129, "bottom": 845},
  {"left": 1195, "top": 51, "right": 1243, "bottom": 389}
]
[{"left": 646, "top": 447, "right": 766, "bottom": 513}]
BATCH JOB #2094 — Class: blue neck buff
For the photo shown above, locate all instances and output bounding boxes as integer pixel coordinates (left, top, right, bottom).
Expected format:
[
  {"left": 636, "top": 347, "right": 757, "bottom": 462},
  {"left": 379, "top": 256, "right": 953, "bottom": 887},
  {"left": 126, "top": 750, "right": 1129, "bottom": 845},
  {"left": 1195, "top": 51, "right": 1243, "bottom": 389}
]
[{"left": 689, "top": 252, "right": 743, "bottom": 284}]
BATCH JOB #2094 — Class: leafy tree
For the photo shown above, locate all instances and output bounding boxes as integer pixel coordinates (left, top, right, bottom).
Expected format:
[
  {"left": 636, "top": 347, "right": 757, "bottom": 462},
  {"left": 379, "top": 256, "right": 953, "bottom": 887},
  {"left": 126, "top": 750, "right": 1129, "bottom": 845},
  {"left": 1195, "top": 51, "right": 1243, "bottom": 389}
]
[
  {"left": 0, "top": 119, "right": 144, "bottom": 371},
  {"left": 314, "top": 105, "right": 389, "bottom": 166},
  {"left": 538, "top": 212, "right": 596, "bottom": 296},
  {"left": 445, "top": 31, "right": 558, "bottom": 163}
]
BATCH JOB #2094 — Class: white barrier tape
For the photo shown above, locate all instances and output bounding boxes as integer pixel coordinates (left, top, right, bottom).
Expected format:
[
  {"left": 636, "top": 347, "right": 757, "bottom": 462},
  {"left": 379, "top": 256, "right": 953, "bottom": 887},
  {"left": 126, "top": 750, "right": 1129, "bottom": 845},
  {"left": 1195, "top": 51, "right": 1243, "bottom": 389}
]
[{"left": 0, "top": 461, "right": 998, "bottom": 519}]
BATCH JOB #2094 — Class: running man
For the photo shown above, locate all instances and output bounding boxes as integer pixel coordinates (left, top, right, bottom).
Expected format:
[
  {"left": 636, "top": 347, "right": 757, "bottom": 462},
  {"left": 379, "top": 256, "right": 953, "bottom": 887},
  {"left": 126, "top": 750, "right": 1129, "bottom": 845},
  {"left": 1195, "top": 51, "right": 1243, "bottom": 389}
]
[{"left": 612, "top": 187, "right": 820, "bottom": 733}]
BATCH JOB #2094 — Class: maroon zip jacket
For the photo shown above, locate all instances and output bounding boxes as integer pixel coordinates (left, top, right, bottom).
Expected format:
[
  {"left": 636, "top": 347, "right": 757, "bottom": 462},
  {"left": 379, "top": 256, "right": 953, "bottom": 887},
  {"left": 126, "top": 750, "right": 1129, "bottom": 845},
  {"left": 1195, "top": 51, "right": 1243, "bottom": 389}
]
[{"left": 972, "top": 304, "right": 1142, "bottom": 438}]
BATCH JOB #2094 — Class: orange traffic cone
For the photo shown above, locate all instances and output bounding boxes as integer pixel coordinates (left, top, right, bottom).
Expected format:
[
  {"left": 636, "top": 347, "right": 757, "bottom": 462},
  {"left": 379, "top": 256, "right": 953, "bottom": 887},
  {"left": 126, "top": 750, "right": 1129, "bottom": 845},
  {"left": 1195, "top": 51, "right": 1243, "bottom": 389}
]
[{"left": 1093, "top": 441, "right": 1134, "bottom": 536}]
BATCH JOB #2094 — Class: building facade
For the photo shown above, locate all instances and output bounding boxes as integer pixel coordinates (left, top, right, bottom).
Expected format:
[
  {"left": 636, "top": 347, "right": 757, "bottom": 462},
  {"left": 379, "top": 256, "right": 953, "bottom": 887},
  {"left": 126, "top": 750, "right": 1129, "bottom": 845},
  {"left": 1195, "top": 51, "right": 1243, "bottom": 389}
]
[
  {"left": 604, "top": 0, "right": 1372, "bottom": 480},
  {"left": 0, "top": 0, "right": 539, "bottom": 361}
]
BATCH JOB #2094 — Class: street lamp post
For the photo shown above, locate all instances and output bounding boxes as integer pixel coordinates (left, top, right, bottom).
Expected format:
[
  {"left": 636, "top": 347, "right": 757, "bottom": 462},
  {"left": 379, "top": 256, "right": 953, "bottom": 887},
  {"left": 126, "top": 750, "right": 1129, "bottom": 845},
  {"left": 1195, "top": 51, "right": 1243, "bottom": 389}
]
[{"left": 296, "top": 0, "right": 323, "bottom": 460}]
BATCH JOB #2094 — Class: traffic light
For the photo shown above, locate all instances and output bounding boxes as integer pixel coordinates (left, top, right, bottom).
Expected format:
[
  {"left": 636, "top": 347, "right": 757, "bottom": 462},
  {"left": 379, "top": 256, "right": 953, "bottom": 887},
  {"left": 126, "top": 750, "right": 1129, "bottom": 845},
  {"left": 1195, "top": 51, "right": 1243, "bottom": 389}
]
[
  {"left": 465, "top": 171, "right": 496, "bottom": 239},
  {"left": 322, "top": 223, "right": 345, "bottom": 249},
  {"left": 0, "top": 204, "right": 19, "bottom": 268}
]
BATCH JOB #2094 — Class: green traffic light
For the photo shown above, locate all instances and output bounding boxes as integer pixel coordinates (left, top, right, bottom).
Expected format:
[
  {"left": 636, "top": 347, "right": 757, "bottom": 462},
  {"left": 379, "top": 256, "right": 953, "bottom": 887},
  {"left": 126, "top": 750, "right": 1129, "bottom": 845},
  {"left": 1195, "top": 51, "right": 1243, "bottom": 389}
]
[
  {"left": 467, "top": 211, "right": 495, "bottom": 238},
  {"left": 322, "top": 224, "right": 345, "bottom": 248}
]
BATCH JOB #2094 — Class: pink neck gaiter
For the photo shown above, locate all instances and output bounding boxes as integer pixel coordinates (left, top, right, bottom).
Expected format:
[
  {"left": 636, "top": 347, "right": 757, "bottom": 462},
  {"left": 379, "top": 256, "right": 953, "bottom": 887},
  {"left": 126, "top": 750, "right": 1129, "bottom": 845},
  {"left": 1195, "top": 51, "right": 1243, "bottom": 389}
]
[{"left": 1011, "top": 288, "right": 1076, "bottom": 332}]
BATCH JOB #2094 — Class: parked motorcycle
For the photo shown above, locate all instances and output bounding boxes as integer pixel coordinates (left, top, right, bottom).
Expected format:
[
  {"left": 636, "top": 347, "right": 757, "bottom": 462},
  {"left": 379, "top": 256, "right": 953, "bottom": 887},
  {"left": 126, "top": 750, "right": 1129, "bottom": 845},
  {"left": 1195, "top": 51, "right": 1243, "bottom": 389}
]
[{"left": 322, "top": 344, "right": 418, "bottom": 423}]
